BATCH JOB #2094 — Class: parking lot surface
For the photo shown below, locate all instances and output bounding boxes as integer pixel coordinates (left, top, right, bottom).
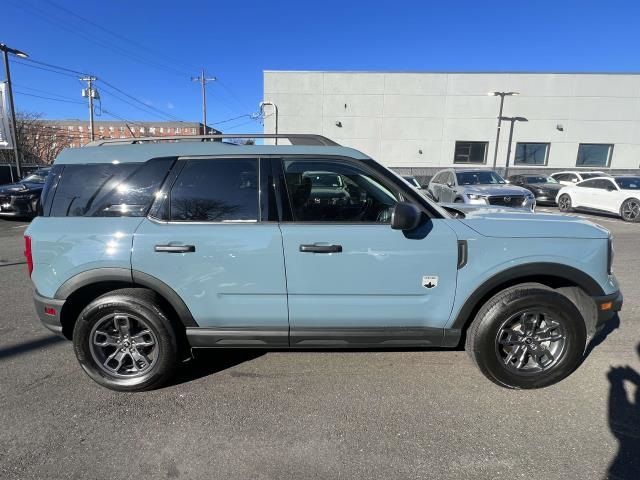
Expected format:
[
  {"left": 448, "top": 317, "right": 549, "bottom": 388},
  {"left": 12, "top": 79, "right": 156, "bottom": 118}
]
[{"left": 1, "top": 208, "right": 639, "bottom": 479}]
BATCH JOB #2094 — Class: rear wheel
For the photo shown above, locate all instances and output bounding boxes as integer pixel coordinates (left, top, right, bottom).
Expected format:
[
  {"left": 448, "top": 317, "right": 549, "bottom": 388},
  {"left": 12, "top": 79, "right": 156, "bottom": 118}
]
[
  {"left": 558, "top": 194, "right": 572, "bottom": 212},
  {"left": 466, "top": 285, "right": 586, "bottom": 389},
  {"left": 73, "top": 289, "right": 178, "bottom": 392},
  {"left": 620, "top": 198, "right": 640, "bottom": 222}
]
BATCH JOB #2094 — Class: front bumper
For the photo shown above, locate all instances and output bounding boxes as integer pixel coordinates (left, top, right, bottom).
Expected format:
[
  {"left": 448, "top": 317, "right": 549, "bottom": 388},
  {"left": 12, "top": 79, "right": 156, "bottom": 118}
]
[
  {"left": 593, "top": 290, "right": 623, "bottom": 327},
  {"left": 33, "top": 290, "right": 66, "bottom": 336}
]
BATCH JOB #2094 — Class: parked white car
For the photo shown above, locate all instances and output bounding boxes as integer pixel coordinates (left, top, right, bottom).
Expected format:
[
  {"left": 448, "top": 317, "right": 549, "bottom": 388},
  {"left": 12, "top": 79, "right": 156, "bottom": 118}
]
[
  {"left": 557, "top": 175, "right": 640, "bottom": 222},
  {"left": 551, "top": 171, "right": 611, "bottom": 186}
]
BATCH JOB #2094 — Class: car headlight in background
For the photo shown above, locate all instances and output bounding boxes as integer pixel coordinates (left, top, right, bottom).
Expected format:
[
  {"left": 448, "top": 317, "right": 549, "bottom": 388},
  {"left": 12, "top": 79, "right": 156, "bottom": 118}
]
[{"left": 467, "top": 194, "right": 487, "bottom": 202}]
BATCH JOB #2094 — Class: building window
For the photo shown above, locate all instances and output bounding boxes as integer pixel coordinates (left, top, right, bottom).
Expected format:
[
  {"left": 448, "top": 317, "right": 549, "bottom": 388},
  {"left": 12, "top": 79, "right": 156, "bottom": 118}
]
[
  {"left": 191, "top": 128, "right": 196, "bottom": 134},
  {"left": 78, "top": 126, "right": 83, "bottom": 132},
  {"left": 514, "top": 143, "right": 550, "bottom": 166},
  {"left": 68, "top": 126, "right": 74, "bottom": 131},
  {"left": 119, "top": 126, "right": 125, "bottom": 133},
  {"left": 159, "top": 127, "right": 164, "bottom": 133},
  {"left": 139, "top": 127, "right": 145, "bottom": 134},
  {"left": 149, "top": 127, "right": 156, "bottom": 134},
  {"left": 454, "top": 141, "right": 488, "bottom": 164},
  {"left": 175, "top": 127, "right": 181, "bottom": 134},
  {"left": 576, "top": 144, "right": 613, "bottom": 167},
  {"left": 99, "top": 126, "right": 104, "bottom": 132},
  {"left": 109, "top": 126, "right": 114, "bottom": 133}
]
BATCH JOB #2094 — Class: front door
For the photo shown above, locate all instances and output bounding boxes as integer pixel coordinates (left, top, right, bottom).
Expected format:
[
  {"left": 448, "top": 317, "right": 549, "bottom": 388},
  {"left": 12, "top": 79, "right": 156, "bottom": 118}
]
[
  {"left": 132, "top": 157, "right": 289, "bottom": 346},
  {"left": 277, "top": 158, "right": 459, "bottom": 348}
]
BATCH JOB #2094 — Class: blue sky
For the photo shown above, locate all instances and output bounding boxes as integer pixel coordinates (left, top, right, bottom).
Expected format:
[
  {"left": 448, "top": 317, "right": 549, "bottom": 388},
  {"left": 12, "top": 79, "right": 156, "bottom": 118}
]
[{"left": 3, "top": 0, "right": 640, "bottom": 133}]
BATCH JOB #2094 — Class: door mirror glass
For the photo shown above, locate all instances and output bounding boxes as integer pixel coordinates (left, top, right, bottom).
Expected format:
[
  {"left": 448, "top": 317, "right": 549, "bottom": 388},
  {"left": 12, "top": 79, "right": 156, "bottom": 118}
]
[{"left": 391, "top": 202, "right": 422, "bottom": 231}]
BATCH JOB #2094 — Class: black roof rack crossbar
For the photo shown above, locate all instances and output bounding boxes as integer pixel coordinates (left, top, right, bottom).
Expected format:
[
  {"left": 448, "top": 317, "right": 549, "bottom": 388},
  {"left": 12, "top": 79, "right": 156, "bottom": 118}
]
[{"left": 84, "top": 134, "right": 340, "bottom": 147}]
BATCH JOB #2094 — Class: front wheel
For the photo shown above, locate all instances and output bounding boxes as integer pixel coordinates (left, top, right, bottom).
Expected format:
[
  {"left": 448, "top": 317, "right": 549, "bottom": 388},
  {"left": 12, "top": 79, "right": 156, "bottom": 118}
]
[
  {"left": 73, "top": 288, "right": 178, "bottom": 392},
  {"left": 465, "top": 285, "right": 586, "bottom": 389},
  {"left": 620, "top": 198, "right": 640, "bottom": 222},
  {"left": 558, "top": 194, "right": 572, "bottom": 212}
]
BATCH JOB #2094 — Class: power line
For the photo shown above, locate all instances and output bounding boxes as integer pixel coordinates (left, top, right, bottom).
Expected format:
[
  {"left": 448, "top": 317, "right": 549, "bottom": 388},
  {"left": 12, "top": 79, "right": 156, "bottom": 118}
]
[
  {"left": 22, "top": 57, "right": 89, "bottom": 77},
  {"left": 12, "top": 59, "right": 79, "bottom": 78},
  {"left": 14, "top": 90, "right": 86, "bottom": 105},
  {"left": 98, "top": 79, "right": 184, "bottom": 122}
]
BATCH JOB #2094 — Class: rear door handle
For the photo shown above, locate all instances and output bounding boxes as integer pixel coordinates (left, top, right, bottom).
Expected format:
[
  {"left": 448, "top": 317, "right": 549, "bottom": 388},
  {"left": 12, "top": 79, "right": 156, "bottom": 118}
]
[
  {"left": 299, "top": 244, "right": 342, "bottom": 253},
  {"left": 154, "top": 244, "right": 196, "bottom": 253}
]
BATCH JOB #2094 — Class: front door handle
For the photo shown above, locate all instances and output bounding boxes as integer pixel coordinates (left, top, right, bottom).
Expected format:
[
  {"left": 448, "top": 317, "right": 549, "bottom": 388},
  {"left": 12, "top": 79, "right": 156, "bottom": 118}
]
[
  {"left": 299, "top": 244, "right": 342, "bottom": 253},
  {"left": 154, "top": 244, "right": 196, "bottom": 253}
]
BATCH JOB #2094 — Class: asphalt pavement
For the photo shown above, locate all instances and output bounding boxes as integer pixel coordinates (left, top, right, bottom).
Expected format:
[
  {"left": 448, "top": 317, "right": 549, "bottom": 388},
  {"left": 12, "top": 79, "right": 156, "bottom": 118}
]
[{"left": 0, "top": 209, "right": 639, "bottom": 480}]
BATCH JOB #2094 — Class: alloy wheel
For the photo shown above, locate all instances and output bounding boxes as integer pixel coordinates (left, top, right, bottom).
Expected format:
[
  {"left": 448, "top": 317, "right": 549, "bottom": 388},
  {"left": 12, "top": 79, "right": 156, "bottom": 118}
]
[
  {"left": 89, "top": 313, "right": 158, "bottom": 378},
  {"left": 558, "top": 195, "right": 571, "bottom": 211},
  {"left": 621, "top": 199, "right": 640, "bottom": 221},
  {"left": 495, "top": 310, "right": 567, "bottom": 374}
]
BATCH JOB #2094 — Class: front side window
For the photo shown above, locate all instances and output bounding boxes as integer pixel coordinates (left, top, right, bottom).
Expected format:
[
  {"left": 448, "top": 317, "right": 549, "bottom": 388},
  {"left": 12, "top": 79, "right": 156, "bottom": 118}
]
[
  {"left": 456, "top": 171, "right": 505, "bottom": 185},
  {"left": 525, "top": 175, "right": 557, "bottom": 184},
  {"left": 49, "top": 158, "right": 174, "bottom": 217},
  {"left": 576, "top": 144, "right": 613, "bottom": 167},
  {"left": 454, "top": 141, "right": 488, "bottom": 164},
  {"left": 283, "top": 160, "right": 399, "bottom": 223},
  {"left": 169, "top": 159, "right": 258, "bottom": 222},
  {"left": 515, "top": 143, "right": 550, "bottom": 166}
]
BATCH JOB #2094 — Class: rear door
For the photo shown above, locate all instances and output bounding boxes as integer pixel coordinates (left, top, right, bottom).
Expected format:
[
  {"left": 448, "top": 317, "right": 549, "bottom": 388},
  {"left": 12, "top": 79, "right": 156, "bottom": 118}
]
[
  {"left": 276, "top": 157, "right": 459, "bottom": 347},
  {"left": 132, "top": 157, "right": 289, "bottom": 345}
]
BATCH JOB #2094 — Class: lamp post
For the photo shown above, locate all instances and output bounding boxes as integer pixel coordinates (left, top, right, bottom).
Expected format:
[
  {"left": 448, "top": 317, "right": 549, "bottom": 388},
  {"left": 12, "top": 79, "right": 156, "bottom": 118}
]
[
  {"left": 488, "top": 91, "right": 519, "bottom": 170},
  {"left": 500, "top": 116, "right": 528, "bottom": 178},
  {"left": 1, "top": 43, "right": 28, "bottom": 181},
  {"left": 259, "top": 101, "right": 278, "bottom": 144}
]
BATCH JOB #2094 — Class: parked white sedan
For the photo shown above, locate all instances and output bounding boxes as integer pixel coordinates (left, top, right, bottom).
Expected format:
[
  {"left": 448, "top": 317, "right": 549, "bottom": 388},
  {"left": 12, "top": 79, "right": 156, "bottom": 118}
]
[
  {"left": 550, "top": 170, "right": 611, "bottom": 185},
  {"left": 557, "top": 176, "right": 640, "bottom": 222}
]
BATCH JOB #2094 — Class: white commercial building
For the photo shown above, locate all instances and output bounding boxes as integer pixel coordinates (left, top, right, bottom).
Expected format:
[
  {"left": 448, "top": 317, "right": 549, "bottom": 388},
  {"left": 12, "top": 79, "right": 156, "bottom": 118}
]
[{"left": 263, "top": 71, "right": 640, "bottom": 176}]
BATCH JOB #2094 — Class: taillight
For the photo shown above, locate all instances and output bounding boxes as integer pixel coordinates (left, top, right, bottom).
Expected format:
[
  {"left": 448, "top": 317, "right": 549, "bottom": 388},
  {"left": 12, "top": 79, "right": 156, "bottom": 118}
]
[{"left": 24, "top": 235, "right": 33, "bottom": 276}]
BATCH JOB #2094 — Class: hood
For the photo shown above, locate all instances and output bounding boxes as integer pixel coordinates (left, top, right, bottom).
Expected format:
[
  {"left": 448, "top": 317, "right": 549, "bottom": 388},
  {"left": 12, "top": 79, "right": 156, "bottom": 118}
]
[
  {"left": 444, "top": 205, "right": 610, "bottom": 239},
  {"left": 461, "top": 184, "right": 531, "bottom": 196},
  {"left": 0, "top": 182, "right": 43, "bottom": 195},
  {"left": 527, "top": 183, "right": 563, "bottom": 191}
]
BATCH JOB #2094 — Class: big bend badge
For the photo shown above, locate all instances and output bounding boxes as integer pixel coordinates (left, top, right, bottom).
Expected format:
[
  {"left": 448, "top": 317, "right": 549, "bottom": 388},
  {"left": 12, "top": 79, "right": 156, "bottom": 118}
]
[{"left": 422, "top": 276, "right": 438, "bottom": 289}]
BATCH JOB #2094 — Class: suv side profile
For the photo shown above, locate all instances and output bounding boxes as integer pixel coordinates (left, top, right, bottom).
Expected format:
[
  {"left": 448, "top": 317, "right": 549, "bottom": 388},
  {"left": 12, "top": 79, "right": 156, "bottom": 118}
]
[{"left": 26, "top": 134, "right": 622, "bottom": 392}]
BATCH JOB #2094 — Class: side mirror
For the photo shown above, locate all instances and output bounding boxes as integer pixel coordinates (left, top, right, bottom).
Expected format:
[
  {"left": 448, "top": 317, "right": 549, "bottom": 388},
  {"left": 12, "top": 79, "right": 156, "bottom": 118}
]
[
  {"left": 391, "top": 202, "right": 422, "bottom": 231},
  {"left": 446, "top": 181, "right": 455, "bottom": 188}
]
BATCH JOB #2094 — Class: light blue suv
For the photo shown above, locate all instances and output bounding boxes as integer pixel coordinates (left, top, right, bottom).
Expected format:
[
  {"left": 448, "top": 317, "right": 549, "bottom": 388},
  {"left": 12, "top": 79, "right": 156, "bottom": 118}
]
[{"left": 25, "top": 134, "right": 622, "bottom": 391}]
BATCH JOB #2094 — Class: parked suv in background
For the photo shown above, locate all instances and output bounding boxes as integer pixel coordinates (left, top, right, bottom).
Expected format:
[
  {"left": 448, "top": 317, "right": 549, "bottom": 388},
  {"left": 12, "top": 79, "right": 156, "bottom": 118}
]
[
  {"left": 428, "top": 168, "right": 536, "bottom": 210},
  {"left": 0, "top": 168, "right": 51, "bottom": 218},
  {"left": 551, "top": 171, "right": 611, "bottom": 186},
  {"left": 26, "top": 134, "right": 621, "bottom": 392},
  {"left": 508, "top": 174, "right": 563, "bottom": 205}
]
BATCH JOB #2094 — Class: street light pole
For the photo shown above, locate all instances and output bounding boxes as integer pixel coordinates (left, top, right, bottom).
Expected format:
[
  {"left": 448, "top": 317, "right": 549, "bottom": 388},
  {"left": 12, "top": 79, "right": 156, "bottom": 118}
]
[
  {"left": 500, "top": 116, "right": 528, "bottom": 178},
  {"left": 488, "top": 91, "right": 519, "bottom": 170},
  {"left": 1, "top": 43, "right": 28, "bottom": 181},
  {"left": 259, "top": 101, "right": 278, "bottom": 144}
]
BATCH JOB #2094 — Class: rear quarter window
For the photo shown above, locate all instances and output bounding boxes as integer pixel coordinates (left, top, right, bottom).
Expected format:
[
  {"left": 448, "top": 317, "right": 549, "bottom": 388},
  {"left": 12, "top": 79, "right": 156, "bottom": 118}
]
[{"left": 46, "top": 158, "right": 175, "bottom": 217}]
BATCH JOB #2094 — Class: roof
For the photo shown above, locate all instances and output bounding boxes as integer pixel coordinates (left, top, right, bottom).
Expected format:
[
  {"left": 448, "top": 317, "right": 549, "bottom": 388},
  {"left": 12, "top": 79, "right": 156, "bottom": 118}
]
[{"left": 53, "top": 141, "right": 370, "bottom": 165}]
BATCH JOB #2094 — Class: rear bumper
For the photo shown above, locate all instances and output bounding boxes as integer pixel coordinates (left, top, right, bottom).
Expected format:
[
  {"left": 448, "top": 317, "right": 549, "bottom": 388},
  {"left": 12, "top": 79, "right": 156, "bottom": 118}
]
[
  {"left": 33, "top": 290, "right": 66, "bottom": 336},
  {"left": 593, "top": 290, "right": 623, "bottom": 327}
]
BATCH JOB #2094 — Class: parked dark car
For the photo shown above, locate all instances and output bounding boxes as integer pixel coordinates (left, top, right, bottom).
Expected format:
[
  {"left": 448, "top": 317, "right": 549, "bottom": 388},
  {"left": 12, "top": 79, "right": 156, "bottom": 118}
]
[
  {"left": 0, "top": 168, "right": 51, "bottom": 218},
  {"left": 508, "top": 174, "right": 563, "bottom": 205}
]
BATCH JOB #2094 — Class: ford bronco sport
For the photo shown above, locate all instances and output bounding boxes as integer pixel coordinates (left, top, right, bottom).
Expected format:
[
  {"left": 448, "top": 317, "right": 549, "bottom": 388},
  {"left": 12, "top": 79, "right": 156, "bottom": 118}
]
[{"left": 25, "top": 134, "right": 622, "bottom": 391}]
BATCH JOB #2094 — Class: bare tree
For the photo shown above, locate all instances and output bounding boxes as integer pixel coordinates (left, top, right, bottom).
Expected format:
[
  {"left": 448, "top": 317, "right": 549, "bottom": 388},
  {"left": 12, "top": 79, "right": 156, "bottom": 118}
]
[{"left": 0, "top": 112, "right": 74, "bottom": 165}]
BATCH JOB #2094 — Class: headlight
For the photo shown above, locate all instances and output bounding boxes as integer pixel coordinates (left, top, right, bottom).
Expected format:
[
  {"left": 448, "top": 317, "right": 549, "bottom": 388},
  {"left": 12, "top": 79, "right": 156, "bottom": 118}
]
[
  {"left": 525, "top": 193, "right": 535, "bottom": 199},
  {"left": 467, "top": 194, "right": 485, "bottom": 200}
]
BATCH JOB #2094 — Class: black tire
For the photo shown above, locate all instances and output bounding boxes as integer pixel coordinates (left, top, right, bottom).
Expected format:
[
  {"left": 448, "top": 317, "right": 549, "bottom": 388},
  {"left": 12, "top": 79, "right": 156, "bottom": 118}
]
[
  {"left": 558, "top": 194, "right": 573, "bottom": 212},
  {"left": 465, "top": 285, "right": 586, "bottom": 389},
  {"left": 620, "top": 198, "right": 640, "bottom": 222},
  {"left": 73, "top": 288, "right": 178, "bottom": 392}
]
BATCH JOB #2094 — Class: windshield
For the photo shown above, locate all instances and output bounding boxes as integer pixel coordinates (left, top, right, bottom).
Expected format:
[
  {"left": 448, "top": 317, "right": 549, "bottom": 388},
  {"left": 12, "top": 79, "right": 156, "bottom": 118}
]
[
  {"left": 615, "top": 177, "right": 640, "bottom": 190},
  {"left": 456, "top": 171, "right": 505, "bottom": 185},
  {"left": 385, "top": 166, "right": 452, "bottom": 218},
  {"left": 304, "top": 172, "right": 343, "bottom": 188},
  {"left": 19, "top": 171, "right": 49, "bottom": 184},
  {"left": 525, "top": 175, "right": 557, "bottom": 184}
]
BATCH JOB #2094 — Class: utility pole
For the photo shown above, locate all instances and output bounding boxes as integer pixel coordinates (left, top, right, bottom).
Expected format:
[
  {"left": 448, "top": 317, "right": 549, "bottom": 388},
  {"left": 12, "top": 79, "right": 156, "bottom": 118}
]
[
  {"left": 1, "top": 43, "right": 28, "bottom": 181},
  {"left": 191, "top": 69, "right": 216, "bottom": 135},
  {"left": 81, "top": 77, "right": 98, "bottom": 141}
]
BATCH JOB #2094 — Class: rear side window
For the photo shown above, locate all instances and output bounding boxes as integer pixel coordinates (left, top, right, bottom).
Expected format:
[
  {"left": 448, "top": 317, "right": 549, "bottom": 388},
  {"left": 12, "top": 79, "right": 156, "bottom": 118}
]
[
  {"left": 169, "top": 159, "right": 258, "bottom": 222},
  {"left": 48, "top": 158, "right": 174, "bottom": 217}
]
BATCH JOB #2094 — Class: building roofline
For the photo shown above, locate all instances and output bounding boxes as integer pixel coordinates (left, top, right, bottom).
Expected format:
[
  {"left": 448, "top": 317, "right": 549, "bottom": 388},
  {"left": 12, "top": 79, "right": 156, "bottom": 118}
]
[{"left": 263, "top": 70, "right": 640, "bottom": 76}]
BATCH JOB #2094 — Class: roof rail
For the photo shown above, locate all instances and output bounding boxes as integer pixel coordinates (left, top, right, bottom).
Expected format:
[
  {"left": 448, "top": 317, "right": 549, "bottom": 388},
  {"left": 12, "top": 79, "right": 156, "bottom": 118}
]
[{"left": 84, "top": 133, "right": 340, "bottom": 147}]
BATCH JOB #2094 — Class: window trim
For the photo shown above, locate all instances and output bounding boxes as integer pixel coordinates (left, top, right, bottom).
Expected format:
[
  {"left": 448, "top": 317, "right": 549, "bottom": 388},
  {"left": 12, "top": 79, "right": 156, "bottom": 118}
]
[
  {"left": 575, "top": 143, "right": 614, "bottom": 168},
  {"left": 514, "top": 142, "right": 550, "bottom": 166},
  {"left": 453, "top": 141, "right": 488, "bottom": 165}
]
